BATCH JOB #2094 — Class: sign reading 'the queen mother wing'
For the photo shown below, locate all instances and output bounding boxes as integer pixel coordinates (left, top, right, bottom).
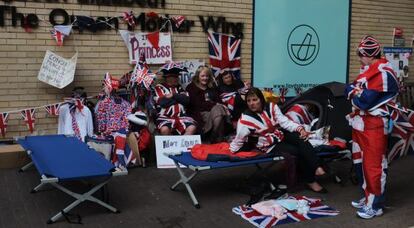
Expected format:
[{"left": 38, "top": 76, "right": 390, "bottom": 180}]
[{"left": 119, "top": 30, "right": 172, "bottom": 64}]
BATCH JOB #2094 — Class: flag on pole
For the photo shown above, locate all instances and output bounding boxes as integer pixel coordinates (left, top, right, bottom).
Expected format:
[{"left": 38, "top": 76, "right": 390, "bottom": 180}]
[
  {"left": 0, "top": 112, "right": 9, "bottom": 137},
  {"left": 171, "top": 15, "right": 185, "bottom": 28},
  {"left": 50, "top": 25, "right": 72, "bottom": 46},
  {"left": 295, "top": 86, "right": 303, "bottom": 96},
  {"left": 45, "top": 103, "right": 62, "bottom": 116},
  {"left": 21, "top": 109, "right": 36, "bottom": 133}
]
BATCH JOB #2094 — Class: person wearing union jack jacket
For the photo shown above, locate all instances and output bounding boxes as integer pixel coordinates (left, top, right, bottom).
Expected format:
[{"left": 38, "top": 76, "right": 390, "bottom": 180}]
[
  {"left": 345, "top": 35, "right": 400, "bottom": 219},
  {"left": 229, "top": 87, "right": 327, "bottom": 193},
  {"left": 154, "top": 64, "right": 197, "bottom": 135}
]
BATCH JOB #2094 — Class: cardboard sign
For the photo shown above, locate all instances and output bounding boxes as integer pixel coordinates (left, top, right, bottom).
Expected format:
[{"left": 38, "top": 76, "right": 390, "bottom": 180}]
[
  {"left": 37, "top": 50, "right": 78, "bottom": 89},
  {"left": 155, "top": 135, "right": 201, "bottom": 169},
  {"left": 119, "top": 30, "right": 172, "bottom": 64},
  {"left": 178, "top": 59, "right": 205, "bottom": 89}
]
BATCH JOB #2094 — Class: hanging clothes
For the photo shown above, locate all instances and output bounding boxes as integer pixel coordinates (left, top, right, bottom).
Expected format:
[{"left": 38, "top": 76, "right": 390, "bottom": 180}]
[
  {"left": 58, "top": 104, "right": 93, "bottom": 141},
  {"left": 95, "top": 96, "right": 132, "bottom": 136}
]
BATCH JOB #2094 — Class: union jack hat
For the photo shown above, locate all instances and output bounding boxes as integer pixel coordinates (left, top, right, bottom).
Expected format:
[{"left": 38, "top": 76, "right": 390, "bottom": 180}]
[{"left": 357, "top": 35, "right": 381, "bottom": 57}]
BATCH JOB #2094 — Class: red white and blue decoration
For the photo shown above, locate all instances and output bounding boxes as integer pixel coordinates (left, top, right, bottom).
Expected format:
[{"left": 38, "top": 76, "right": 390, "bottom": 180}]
[
  {"left": 50, "top": 25, "right": 72, "bottom": 46},
  {"left": 233, "top": 196, "right": 339, "bottom": 227},
  {"left": 171, "top": 15, "right": 185, "bottom": 28},
  {"left": 278, "top": 87, "right": 289, "bottom": 103},
  {"left": 44, "top": 103, "right": 62, "bottom": 116},
  {"left": 21, "top": 109, "right": 36, "bottom": 133},
  {"left": 0, "top": 112, "right": 9, "bottom": 137},
  {"left": 208, "top": 31, "right": 241, "bottom": 79}
]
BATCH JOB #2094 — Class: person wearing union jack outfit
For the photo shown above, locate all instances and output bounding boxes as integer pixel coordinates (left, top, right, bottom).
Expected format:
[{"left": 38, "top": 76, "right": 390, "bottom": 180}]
[
  {"left": 346, "top": 35, "right": 400, "bottom": 219},
  {"left": 154, "top": 68, "right": 197, "bottom": 135},
  {"left": 217, "top": 71, "right": 250, "bottom": 124},
  {"left": 230, "top": 87, "right": 327, "bottom": 193}
]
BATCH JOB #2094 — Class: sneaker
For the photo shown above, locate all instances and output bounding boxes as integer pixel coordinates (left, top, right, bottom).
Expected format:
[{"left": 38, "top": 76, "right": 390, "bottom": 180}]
[
  {"left": 356, "top": 206, "right": 383, "bottom": 219},
  {"left": 351, "top": 198, "right": 365, "bottom": 209}
]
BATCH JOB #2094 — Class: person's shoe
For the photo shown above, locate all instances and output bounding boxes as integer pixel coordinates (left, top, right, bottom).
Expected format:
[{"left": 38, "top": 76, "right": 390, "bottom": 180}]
[
  {"left": 351, "top": 198, "right": 365, "bottom": 209},
  {"left": 356, "top": 205, "right": 383, "bottom": 219}
]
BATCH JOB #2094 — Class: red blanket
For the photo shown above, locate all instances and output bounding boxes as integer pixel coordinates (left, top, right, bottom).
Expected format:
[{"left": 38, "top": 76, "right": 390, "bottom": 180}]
[{"left": 190, "top": 143, "right": 263, "bottom": 161}]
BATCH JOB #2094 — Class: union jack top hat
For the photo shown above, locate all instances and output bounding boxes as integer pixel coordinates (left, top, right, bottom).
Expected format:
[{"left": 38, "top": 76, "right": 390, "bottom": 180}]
[{"left": 357, "top": 35, "right": 381, "bottom": 57}]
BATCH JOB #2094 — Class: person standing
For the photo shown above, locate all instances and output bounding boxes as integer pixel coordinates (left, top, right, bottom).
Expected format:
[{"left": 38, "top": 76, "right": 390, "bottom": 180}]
[{"left": 346, "top": 35, "right": 400, "bottom": 219}]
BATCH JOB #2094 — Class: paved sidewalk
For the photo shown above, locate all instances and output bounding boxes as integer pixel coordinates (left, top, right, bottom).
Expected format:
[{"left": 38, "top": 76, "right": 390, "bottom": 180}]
[{"left": 0, "top": 156, "right": 413, "bottom": 228}]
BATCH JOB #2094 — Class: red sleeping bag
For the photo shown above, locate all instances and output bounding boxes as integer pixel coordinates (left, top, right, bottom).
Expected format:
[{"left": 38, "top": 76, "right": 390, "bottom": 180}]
[{"left": 190, "top": 143, "right": 265, "bottom": 162}]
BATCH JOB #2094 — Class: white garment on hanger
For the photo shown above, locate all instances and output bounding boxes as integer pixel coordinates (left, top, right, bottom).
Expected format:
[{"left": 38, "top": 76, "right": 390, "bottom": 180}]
[{"left": 58, "top": 104, "right": 93, "bottom": 141}]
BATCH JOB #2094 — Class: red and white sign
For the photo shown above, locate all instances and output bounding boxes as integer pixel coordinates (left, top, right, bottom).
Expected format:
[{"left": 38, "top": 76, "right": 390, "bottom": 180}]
[{"left": 120, "top": 30, "right": 172, "bottom": 65}]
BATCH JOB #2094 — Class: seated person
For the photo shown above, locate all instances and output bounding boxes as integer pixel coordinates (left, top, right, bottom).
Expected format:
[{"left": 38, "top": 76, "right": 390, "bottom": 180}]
[
  {"left": 154, "top": 66, "right": 197, "bottom": 135},
  {"left": 186, "top": 66, "right": 231, "bottom": 143},
  {"left": 217, "top": 71, "right": 250, "bottom": 124},
  {"left": 230, "top": 87, "right": 327, "bottom": 193}
]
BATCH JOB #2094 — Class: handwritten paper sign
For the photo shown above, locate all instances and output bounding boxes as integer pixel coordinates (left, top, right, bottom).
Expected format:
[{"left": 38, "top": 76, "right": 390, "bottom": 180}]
[
  {"left": 37, "top": 50, "right": 78, "bottom": 89},
  {"left": 119, "top": 30, "right": 172, "bottom": 65},
  {"left": 155, "top": 135, "right": 201, "bottom": 169},
  {"left": 178, "top": 59, "right": 205, "bottom": 89}
]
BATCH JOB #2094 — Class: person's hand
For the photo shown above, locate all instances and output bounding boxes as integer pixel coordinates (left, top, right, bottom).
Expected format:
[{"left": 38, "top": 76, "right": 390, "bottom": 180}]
[
  {"left": 165, "top": 93, "right": 173, "bottom": 99},
  {"left": 298, "top": 128, "right": 311, "bottom": 140},
  {"left": 244, "top": 81, "right": 251, "bottom": 89}
]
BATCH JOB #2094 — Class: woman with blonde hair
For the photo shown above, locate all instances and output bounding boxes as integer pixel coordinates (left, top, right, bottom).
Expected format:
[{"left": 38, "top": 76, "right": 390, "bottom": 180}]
[{"left": 186, "top": 66, "right": 231, "bottom": 143}]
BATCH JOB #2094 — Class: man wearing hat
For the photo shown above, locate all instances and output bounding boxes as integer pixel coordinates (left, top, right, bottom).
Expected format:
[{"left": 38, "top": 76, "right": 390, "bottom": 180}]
[
  {"left": 153, "top": 64, "right": 197, "bottom": 135},
  {"left": 346, "top": 35, "right": 400, "bottom": 219}
]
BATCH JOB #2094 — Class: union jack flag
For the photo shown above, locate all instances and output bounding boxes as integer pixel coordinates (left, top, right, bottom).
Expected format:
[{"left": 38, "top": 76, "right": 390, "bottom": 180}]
[
  {"left": 220, "top": 92, "right": 237, "bottom": 111},
  {"left": 50, "top": 25, "right": 72, "bottom": 46},
  {"left": 232, "top": 196, "right": 339, "bottom": 228},
  {"left": 132, "top": 63, "right": 155, "bottom": 90},
  {"left": 208, "top": 31, "right": 241, "bottom": 79},
  {"left": 21, "top": 109, "right": 36, "bottom": 133},
  {"left": 0, "top": 112, "right": 9, "bottom": 137},
  {"left": 388, "top": 106, "right": 414, "bottom": 163},
  {"left": 50, "top": 29, "right": 63, "bottom": 46},
  {"left": 122, "top": 11, "right": 136, "bottom": 28},
  {"left": 279, "top": 87, "right": 289, "bottom": 103},
  {"left": 171, "top": 15, "right": 185, "bottom": 28},
  {"left": 112, "top": 129, "right": 136, "bottom": 169},
  {"left": 45, "top": 103, "right": 62, "bottom": 116}
]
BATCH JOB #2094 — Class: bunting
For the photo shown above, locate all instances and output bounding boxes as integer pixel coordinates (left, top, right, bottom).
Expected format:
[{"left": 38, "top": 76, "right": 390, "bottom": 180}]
[
  {"left": 50, "top": 25, "right": 72, "bottom": 46},
  {"left": 21, "top": 109, "right": 36, "bottom": 133},
  {"left": 122, "top": 11, "right": 136, "bottom": 28},
  {"left": 45, "top": 103, "right": 62, "bottom": 116},
  {"left": 0, "top": 113, "right": 9, "bottom": 137},
  {"left": 171, "top": 15, "right": 185, "bottom": 28}
]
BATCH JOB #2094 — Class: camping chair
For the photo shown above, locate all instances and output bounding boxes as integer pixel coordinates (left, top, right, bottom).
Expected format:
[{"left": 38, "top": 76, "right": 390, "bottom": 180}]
[{"left": 17, "top": 135, "right": 127, "bottom": 224}]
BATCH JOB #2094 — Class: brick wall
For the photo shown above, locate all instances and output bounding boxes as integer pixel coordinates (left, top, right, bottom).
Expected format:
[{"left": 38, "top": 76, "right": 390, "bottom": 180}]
[{"left": 0, "top": 0, "right": 413, "bottom": 137}]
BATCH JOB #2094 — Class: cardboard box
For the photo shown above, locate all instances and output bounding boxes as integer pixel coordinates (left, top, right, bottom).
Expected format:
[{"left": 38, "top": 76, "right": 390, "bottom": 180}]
[{"left": 0, "top": 144, "right": 30, "bottom": 169}]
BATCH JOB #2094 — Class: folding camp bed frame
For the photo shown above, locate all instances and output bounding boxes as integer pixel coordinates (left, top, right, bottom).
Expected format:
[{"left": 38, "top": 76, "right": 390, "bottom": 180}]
[
  {"left": 167, "top": 152, "right": 284, "bottom": 208},
  {"left": 17, "top": 135, "right": 128, "bottom": 224}
]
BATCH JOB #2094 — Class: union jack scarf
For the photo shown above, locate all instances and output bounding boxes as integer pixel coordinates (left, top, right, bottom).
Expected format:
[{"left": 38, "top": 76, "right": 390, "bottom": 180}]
[
  {"left": 233, "top": 195, "right": 339, "bottom": 228},
  {"left": 122, "top": 11, "right": 136, "bottom": 28},
  {"left": 45, "top": 103, "right": 62, "bottom": 116},
  {"left": 0, "top": 112, "right": 9, "bottom": 137},
  {"left": 171, "top": 15, "right": 185, "bottom": 28},
  {"left": 70, "top": 111, "right": 81, "bottom": 140},
  {"left": 294, "top": 86, "right": 303, "bottom": 96},
  {"left": 21, "top": 109, "right": 36, "bottom": 133},
  {"left": 279, "top": 87, "right": 289, "bottom": 103}
]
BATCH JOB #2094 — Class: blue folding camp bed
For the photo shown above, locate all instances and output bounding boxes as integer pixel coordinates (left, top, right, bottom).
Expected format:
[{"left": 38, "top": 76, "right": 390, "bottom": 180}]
[
  {"left": 17, "top": 135, "right": 127, "bottom": 224},
  {"left": 167, "top": 152, "right": 284, "bottom": 208}
]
